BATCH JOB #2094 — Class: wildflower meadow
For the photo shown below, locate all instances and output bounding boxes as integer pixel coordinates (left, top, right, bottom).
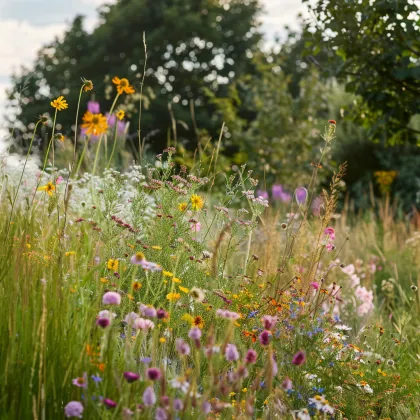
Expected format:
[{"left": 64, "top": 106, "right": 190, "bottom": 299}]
[{"left": 0, "top": 70, "right": 419, "bottom": 420}]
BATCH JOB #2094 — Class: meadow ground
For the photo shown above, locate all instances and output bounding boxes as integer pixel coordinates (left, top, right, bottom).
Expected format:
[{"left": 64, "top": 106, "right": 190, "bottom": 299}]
[{"left": 0, "top": 85, "right": 419, "bottom": 420}]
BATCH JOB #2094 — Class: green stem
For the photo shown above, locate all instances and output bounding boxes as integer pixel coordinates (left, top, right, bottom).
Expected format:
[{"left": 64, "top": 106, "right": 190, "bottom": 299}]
[
  {"left": 92, "top": 135, "right": 103, "bottom": 176},
  {"left": 107, "top": 122, "right": 119, "bottom": 169},
  {"left": 75, "top": 137, "right": 90, "bottom": 177},
  {"left": 31, "top": 109, "right": 58, "bottom": 206},
  {"left": 138, "top": 33, "right": 148, "bottom": 162}
]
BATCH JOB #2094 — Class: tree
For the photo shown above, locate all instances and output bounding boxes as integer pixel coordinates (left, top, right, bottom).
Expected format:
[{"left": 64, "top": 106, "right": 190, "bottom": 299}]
[
  {"left": 303, "top": 0, "right": 420, "bottom": 145},
  {"left": 6, "top": 0, "right": 262, "bottom": 155}
]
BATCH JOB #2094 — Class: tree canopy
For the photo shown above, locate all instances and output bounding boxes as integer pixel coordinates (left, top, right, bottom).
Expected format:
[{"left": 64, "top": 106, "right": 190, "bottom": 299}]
[
  {"left": 303, "top": 0, "right": 420, "bottom": 144},
  {"left": 6, "top": 0, "right": 262, "bottom": 152}
]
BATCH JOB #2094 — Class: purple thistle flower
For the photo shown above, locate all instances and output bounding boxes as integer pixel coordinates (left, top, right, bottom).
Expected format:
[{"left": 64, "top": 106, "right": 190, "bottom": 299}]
[
  {"left": 188, "top": 327, "right": 202, "bottom": 340},
  {"left": 64, "top": 401, "right": 84, "bottom": 418},
  {"left": 103, "top": 398, "right": 117, "bottom": 409},
  {"left": 256, "top": 189, "right": 269, "bottom": 199},
  {"left": 155, "top": 407, "right": 168, "bottom": 420},
  {"left": 123, "top": 371, "right": 140, "bottom": 383},
  {"left": 87, "top": 101, "right": 100, "bottom": 114},
  {"left": 146, "top": 368, "right": 161, "bottom": 381},
  {"left": 140, "top": 303, "right": 157, "bottom": 318},
  {"left": 245, "top": 349, "right": 257, "bottom": 364},
  {"left": 173, "top": 398, "right": 184, "bottom": 411},
  {"left": 271, "top": 184, "right": 283, "bottom": 200},
  {"left": 141, "top": 357, "right": 152, "bottom": 364},
  {"left": 225, "top": 343, "right": 240, "bottom": 362},
  {"left": 282, "top": 376, "right": 293, "bottom": 390},
  {"left": 102, "top": 291, "right": 121, "bottom": 305},
  {"left": 259, "top": 330, "right": 271, "bottom": 346},
  {"left": 261, "top": 315, "right": 277, "bottom": 330},
  {"left": 176, "top": 338, "right": 191, "bottom": 356},
  {"left": 157, "top": 308, "right": 168, "bottom": 319},
  {"left": 201, "top": 401, "right": 212, "bottom": 414},
  {"left": 295, "top": 187, "right": 308, "bottom": 205},
  {"left": 292, "top": 350, "right": 306, "bottom": 366},
  {"left": 142, "top": 386, "right": 156, "bottom": 407}
]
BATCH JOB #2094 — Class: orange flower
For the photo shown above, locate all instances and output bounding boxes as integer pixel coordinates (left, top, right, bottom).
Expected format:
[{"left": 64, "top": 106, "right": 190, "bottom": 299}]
[
  {"left": 81, "top": 111, "right": 108, "bottom": 136},
  {"left": 50, "top": 96, "right": 68, "bottom": 111},
  {"left": 112, "top": 77, "right": 135, "bottom": 95}
]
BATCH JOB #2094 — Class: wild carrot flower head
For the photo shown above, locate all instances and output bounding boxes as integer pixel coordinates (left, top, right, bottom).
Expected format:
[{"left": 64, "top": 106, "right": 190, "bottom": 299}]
[
  {"left": 134, "top": 317, "right": 154, "bottom": 331},
  {"left": 190, "top": 194, "right": 204, "bottom": 211},
  {"left": 37, "top": 182, "right": 56, "bottom": 196},
  {"left": 103, "top": 291, "right": 121, "bottom": 305},
  {"left": 51, "top": 95, "right": 68, "bottom": 111},
  {"left": 112, "top": 76, "right": 135, "bottom": 94},
  {"left": 146, "top": 368, "right": 161, "bottom": 381},
  {"left": 64, "top": 401, "right": 84, "bottom": 418},
  {"left": 292, "top": 350, "right": 306, "bottom": 366},
  {"left": 123, "top": 371, "right": 140, "bottom": 383},
  {"left": 142, "top": 386, "right": 156, "bottom": 407},
  {"left": 225, "top": 343, "right": 240, "bottom": 362},
  {"left": 81, "top": 111, "right": 108, "bottom": 136}
]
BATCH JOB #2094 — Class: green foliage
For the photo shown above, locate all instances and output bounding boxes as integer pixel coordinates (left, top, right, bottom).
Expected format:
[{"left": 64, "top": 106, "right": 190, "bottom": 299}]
[
  {"left": 303, "top": 0, "right": 420, "bottom": 145},
  {"left": 6, "top": 0, "right": 262, "bottom": 153}
]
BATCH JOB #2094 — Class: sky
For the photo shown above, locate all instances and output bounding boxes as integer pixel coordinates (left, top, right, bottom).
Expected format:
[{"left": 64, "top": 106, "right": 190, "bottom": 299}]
[{"left": 0, "top": 0, "right": 306, "bottom": 131}]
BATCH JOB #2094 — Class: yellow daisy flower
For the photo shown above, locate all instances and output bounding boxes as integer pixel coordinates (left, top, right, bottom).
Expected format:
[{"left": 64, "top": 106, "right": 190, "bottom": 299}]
[
  {"left": 112, "top": 77, "right": 135, "bottom": 95},
  {"left": 81, "top": 111, "right": 108, "bottom": 136},
  {"left": 179, "top": 286, "right": 189, "bottom": 293},
  {"left": 50, "top": 96, "right": 68, "bottom": 111},
  {"left": 107, "top": 259, "right": 119, "bottom": 271},
  {"left": 37, "top": 182, "right": 55, "bottom": 196},
  {"left": 192, "top": 315, "right": 205, "bottom": 329},
  {"left": 166, "top": 292, "right": 181, "bottom": 301},
  {"left": 178, "top": 202, "right": 187, "bottom": 211},
  {"left": 190, "top": 194, "right": 204, "bottom": 211},
  {"left": 162, "top": 271, "right": 174, "bottom": 277},
  {"left": 116, "top": 110, "right": 125, "bottom": 120},
  {"left": 81, "top": 78, "right": 94, "bottom": 92}
]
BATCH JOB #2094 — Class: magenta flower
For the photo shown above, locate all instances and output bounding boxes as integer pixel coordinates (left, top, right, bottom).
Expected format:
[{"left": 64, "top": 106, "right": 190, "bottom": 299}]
[
  {"left": 225, "top": 343, "right": 240, "bottom": 362},
  {"left": 142, "top": 386, "right": 156, "bottom": 407},
  {"left": 146, "top": 368, "right": 161, "bottom": 381},
  {"left": 157, "top": 308, "right": 168, "bottom": 319},
  {"left": 310, "top": 282, "right": 319, "bottom": 290},
  {"left": 261, "top": 315, "right": 277, "bottom": 330},
  {"left": 190, "top": 221, "right": 201, "bottom": 232},
  {"left": 245, "top": 349, "right": 257, "bottom": 364},
  {"left": 292, "top": 350, "right": 306, "bottom": 366},
  {"left": 271, "top": 184, "right": 283, "bottom": 200},
  {"left": 64, "top": 401, "right": 84, "bottom": 418},
  {"left": 259, "top": 330, "right": 271, "bottom": 346},
  {"left": 72, "top": 372, "right": 87, "bottom": 388},
  {"left": 96, "top": 317, "right": 110, "bottom": 328},
  {"left": 123, "top": 371, "right": 140, "bottom": 383},
  {"left": 282, "top": 376, "right": 293, "bottom": 390},
  {"left": 324, "top": 227, "right": 335, "bottom": 240},
  {"left": 102, "top": 291, "right": 121, "bottom": 305},
  {"left": 103, "top": 398, "right": 117, "bottom": 409}
]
